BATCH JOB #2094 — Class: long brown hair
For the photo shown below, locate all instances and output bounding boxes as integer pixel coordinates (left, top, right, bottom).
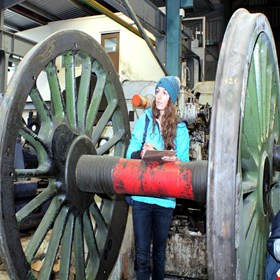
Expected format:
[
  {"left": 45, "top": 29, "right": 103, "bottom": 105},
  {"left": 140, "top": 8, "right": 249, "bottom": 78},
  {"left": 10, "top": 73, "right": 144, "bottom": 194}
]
[{"left": 152, "top": 99, "right": 177, "bottom": 149}]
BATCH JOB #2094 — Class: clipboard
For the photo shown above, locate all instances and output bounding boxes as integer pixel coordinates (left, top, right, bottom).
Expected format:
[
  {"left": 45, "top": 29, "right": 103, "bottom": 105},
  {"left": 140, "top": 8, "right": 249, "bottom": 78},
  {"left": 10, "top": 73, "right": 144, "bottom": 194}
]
[{"left": 142, "top": 150, "right": 176, "bottom": 162}]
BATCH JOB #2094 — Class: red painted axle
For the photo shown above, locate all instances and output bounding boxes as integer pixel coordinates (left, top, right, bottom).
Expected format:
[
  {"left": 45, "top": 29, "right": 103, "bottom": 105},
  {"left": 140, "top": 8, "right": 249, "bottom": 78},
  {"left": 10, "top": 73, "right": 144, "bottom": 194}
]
[{"left": 76, "top": 155, "right": 208, "bottom": 203}]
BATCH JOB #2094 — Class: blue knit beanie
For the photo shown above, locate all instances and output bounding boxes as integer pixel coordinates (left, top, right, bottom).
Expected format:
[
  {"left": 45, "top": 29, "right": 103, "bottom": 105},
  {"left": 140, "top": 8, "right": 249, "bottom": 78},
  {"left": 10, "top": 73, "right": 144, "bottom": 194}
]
[{"left": 155, "top": 76, "right": 180, "bottom": 104}]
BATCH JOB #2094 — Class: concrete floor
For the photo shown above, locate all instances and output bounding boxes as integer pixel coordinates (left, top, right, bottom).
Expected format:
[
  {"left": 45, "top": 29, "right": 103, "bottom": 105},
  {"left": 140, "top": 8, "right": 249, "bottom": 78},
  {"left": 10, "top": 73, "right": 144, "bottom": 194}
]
[
  {"left": 0, "top": 213, "right": 195, "bottom": 280},
  {"left": 0, "top": 261, "right": 10, "bottom": 280},
  {"left": 0, "top": 258, "right": 193, "bottom": 280},
  {"left": 0, "top": 265, "right": 191, "bottom": 280}
]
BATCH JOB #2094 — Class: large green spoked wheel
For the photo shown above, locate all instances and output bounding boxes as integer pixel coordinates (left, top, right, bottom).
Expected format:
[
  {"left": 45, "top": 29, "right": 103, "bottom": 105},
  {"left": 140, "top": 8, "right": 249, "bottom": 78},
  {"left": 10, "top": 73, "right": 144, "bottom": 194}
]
[
  {"left": 0, "top": 30, "right": 130, "bottom": 279},
  {"left": 207, "top": 9, "right": 280, "bottom": 279}
]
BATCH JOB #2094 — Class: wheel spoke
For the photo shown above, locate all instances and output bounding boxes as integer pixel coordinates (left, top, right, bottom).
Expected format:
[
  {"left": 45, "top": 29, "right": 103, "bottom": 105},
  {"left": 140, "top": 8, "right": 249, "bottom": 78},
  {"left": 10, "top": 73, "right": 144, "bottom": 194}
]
[
  {"left": 25, "top": 195, "right": 65, "bottom": 262},
  {"left": 91, "top": 99, "right": 117, "bottom": 144},
  {"left": 16, "top": 179, "right": 57, "bottom": 224},
  {"left": 256, "top": 37, "right": 268, "bottom": 138},
  {"left": 243, "top": 58, "right": 261, "bottom": 161},
  {"left": 96, "top": 130, "right": 125, "bottom": 155},
  {"left": 77, "top": 53, "right": 92, "bottom": 134},
  {"left": 83, "top": 210, "right": 99, "bottom": 277},
  {"left": 85, "top": 60, "right": 107, "bottom": 134},
  {"left": 74, "top": 216, "right": 86, "bottom": 280},
  {"left": 247, "top": 223, "right": 260, "bottom": 278},
  {"left": 242, "top": 191, "right": 257, "bottom": 236},
  {"left": 29, "top": 88, "right": 52, "bottom": 135},
  {"left": 270, "top": 69, "right": 280, "bottom": 135},
  {"left": 59, "top": 213, "right": 75, "bottom": 280},
  {"left": 246, "top": 215, "right": 267, "bottom": 279},
  {"left": 17, "top": 126, "right": 51, "bottom": 176},
  {"left": 40, "top": 206, "right": 70, "bottom": 279},
  {"left": 242, "top": 177, "right": 258, "bottom": 195},
  {"left": 265, "top": 64, "right": 273, "bottom": 137},
  {"left": 252, "top": 40, "right": 264, "bottom": 141},
  {"left": 268, "top": 71, "right": 278, "bottom": 134},
  {"left": 241, "top": 130, "right": 259, "bottom": 175},
  {"left": 89, "top": 201, "right": 108, "bottom": 234},
  {"left": 46, "top": 61, "right": 64, "bottom": 122},
  {"left": 64, "top": 51, "right": 77, "bottom": 131}
]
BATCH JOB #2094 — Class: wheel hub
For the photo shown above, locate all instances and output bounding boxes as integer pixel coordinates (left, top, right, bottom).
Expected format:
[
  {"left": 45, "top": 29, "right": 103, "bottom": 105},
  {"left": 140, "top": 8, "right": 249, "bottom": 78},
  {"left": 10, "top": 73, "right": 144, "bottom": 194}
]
[
  {"left": 262, "top": 157, "right": 271, "bottom": 215},
  {"left": 52, "top": 124, "right": 96, "bottom": 212},
  {"left": 52, "top": 124, "right": 77, "bottom": 172},
  {"left": 65, "top": 136, "right": 96, "bottom": 212}
]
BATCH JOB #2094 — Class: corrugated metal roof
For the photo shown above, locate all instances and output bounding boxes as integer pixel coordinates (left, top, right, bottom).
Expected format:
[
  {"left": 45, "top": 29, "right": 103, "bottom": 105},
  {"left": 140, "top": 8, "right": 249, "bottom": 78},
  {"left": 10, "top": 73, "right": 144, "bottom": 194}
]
[
  {"left": 1, "top": 0, "right": 221, "bottom": 34},
  {"left": 4, "top": 9, "right": 40, "bottom": 32},
  {"left": 3, "top": 0, "right": 163, "bottom": 33},
  {"left": 24, "top": 0, "right": 89, "bottom": 19},
  {"left": 3, "top": 0, "right": 280, "bottom": 34},
  {"left": 4, "top": 0, "right": 101, "bottom": 32}
]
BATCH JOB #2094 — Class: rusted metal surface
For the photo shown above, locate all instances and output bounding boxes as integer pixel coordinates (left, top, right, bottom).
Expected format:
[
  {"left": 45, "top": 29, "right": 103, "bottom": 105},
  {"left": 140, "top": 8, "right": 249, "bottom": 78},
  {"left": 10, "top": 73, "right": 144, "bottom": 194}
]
[{"left": 76, "top": 155, "right": 208, "bottom": 203}]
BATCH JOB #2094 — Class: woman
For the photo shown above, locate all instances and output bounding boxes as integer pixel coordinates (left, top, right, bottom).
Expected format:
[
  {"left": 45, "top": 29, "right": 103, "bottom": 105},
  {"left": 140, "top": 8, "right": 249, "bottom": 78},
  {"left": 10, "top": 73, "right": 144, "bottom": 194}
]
[{"left": 126, "top": 76, "right": 190, "bottom": 280}]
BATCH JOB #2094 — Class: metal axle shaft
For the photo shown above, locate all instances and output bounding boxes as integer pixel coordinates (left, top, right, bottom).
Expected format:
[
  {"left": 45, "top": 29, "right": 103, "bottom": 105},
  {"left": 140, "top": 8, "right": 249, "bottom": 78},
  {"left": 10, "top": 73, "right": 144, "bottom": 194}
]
[{"left": 76, "top": 155, "right": 208, "bottom": 203}]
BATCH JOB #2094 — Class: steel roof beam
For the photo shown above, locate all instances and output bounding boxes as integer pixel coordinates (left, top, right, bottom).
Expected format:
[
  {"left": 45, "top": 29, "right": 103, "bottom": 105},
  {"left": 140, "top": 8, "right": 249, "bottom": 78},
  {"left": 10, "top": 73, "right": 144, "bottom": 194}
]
[
  {"left": 78, "top": 0, "right": 155, "bottom": 45},
  {"left": 0, "top": 30, "right": 36, "bottom": 56},
  {"left": 103, "top": 0, "right": 166, "bottom": 38},
  {"left": 121, "top": 0, "right": 167, "bottom": 75},
  {"left": 19, "top": 2, "right": 62, "bottom": 21},
  {"left": 8, "top": 5, "right": 50, "bottom": 25},
  {"left": 1, "top": 0, "right": 25, "bottom": 10}
]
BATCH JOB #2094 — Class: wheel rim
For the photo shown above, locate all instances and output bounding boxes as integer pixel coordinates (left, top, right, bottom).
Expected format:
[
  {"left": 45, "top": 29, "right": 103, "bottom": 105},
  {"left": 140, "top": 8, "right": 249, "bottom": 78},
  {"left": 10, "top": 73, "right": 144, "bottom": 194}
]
[
  {"left": 0, "top": 30, "right": 130, "bottom": 279},
  {"left": 207, "top": 9, "right": 280, "bottom": 279}
]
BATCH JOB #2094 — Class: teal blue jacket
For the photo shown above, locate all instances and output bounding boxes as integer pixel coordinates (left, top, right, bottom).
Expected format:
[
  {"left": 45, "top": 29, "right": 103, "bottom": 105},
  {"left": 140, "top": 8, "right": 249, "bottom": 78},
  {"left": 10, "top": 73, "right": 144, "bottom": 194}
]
[{"left": 126, "top": 108, "right": 190, "bottom": 208}]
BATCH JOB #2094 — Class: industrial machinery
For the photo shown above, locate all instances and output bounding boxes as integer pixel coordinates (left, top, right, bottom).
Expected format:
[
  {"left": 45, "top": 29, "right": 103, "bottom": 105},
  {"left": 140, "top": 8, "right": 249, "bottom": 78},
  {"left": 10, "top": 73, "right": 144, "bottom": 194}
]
[{"left": 0, "top": 8, "right": 279, "bottom": 280}]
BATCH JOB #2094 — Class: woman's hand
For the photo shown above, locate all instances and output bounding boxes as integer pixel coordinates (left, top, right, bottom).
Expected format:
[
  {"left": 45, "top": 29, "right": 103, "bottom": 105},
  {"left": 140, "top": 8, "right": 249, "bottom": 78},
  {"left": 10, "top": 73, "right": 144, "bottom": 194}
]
[
  {"left": 140, "top": 142, "right": 155, "bottom": 158},
  {"left": 142, "top": 142, "right": 155, "bottom": 151}
]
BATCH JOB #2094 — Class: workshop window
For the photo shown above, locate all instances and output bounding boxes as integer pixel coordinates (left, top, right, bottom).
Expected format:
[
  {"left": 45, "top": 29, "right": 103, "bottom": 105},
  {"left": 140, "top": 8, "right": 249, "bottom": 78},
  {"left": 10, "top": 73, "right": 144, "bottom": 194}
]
[{"left": 101, "top": 32, "right": 120, "bottom": 72}]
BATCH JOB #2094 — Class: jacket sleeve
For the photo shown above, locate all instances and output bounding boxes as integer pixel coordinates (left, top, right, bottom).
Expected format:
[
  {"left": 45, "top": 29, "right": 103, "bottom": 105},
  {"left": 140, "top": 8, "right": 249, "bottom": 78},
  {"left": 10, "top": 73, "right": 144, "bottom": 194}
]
[
  {"left": 267, "top": 211, "right": 280, "bottom": 260},
  {"left": 126, "top": 112, "right": 147, "bottom": 159},
  {"left": 175, "top": 122, "right": 190, "bottom": 162}
]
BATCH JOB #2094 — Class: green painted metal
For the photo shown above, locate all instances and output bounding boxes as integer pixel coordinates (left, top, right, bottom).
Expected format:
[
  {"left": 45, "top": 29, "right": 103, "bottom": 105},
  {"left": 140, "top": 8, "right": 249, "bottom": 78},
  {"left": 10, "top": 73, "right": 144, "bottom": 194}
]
[
  {"left": 166, "top": 0, "right": 181, "bottom": 77},
  {"left": 207, "top": 9, "right": 280, "bottom": 279},
  {"left": 24, "top": 196, "right": 65, "bottom": 263},
  {"left": 181, "top": 0, "right": 193, "bottom": 8},
  {"left": 65, "top": 51, "right": 77, "bottom": 131},
  {"left": 0, "top": 29, "right": 130, "bottom": 279},
  {"left": 166, "top": 0, "right": 193, "bottom": 77},
  {"left": 16, "top": 179, "right": 57, "bottom": 225},
  {"left": 40, "top": 206, "right": 70, "bottom": 279},
  {"left": 46, "top": 61, "right": 65, "bottom": 122},
  {"left": 239, "top": 31, "right": 280, "bottom": 279},
  {"left": 59, "top": 213, "right": 74, "bottom": 279},
  {"left": 77, "top": 53, "right": 92, "bottom": 134},
  {"left": 85, "top": 60, "right": 107, "bottom": 134}
]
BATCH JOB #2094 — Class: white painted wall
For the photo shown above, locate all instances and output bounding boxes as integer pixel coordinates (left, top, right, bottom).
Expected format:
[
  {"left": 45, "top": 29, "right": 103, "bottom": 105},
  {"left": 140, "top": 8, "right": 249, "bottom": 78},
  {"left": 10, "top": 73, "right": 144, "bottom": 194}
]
[{"left": 17, "top": 13, "right": 164, "bottom": 82}]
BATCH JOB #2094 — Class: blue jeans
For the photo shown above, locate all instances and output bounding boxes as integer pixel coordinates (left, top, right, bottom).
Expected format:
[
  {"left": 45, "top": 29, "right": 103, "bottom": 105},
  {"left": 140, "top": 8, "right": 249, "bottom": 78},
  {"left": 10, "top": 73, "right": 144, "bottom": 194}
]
[{"left": 132, "top": 201, "right": 174, "bottom": 280}]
